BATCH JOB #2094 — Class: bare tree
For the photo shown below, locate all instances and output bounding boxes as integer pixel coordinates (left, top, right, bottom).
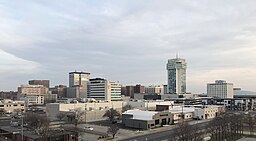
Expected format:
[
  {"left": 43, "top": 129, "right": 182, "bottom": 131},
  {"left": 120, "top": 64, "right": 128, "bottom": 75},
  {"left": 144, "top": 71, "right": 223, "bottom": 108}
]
[
  {"left": 243, "top": 112, "right": 255, "bottom": 135},
  {"left": 0, "top": 109, "right": 6, "bottom": 117},
  {"left": 56, "top": 112, "right": 66, "bottom": 121},
  {"left": 103, "top": 108, "right": 120, "bottom": 123},
  {"left": 173, "top": 121, "right": 194, "bottom": 141},
  {"left": 107, "top": 125, "right": 119, "bottom": 139},
  {"left": 68, "top": 108, "right": 84, "bottom": 127},
  {"left": 190, "top": 123, "right": 204, "bottom": 141},
  {"left": 208, "top": 115, "right": 222, "bottom": 141},
  {"left": 207, "top": 113, "right": 244, "bottom": 141},
  {"left": 24, "top": 113, "right": 50, "bottom": 135}
]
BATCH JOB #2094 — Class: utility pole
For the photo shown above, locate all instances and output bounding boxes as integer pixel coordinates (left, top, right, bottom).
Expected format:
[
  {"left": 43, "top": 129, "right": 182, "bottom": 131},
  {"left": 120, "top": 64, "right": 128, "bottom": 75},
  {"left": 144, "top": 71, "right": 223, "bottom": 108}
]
[
  {"left": 21, "top": 115, "right": 23, "bottom": 141},
  {"left": 181, "top": 100, "right": 184, "bottom": 121},
  {"left": 84, "top": 104, "right": 86, "bottom": 123}
]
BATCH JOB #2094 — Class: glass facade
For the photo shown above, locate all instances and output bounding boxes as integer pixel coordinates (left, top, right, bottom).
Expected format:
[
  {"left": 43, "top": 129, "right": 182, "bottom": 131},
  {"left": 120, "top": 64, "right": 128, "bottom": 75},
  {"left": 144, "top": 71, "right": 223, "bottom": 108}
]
[{"left": 167, "top": 58, "right": 187, "bottom": 94}]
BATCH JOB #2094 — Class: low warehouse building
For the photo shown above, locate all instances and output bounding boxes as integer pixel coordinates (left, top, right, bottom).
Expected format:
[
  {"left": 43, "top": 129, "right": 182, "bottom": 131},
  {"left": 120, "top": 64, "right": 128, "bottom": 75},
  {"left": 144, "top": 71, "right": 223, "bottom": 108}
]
[{"left": 122, "top": 109, "right": 173, "bottom": 130}]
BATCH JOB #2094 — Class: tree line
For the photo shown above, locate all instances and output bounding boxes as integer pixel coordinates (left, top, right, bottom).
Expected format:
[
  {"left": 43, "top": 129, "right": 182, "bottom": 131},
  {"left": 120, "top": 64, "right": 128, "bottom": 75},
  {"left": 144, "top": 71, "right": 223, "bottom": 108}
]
[{"left": 170, "top": 112, "right": 256, "bottom": 141}]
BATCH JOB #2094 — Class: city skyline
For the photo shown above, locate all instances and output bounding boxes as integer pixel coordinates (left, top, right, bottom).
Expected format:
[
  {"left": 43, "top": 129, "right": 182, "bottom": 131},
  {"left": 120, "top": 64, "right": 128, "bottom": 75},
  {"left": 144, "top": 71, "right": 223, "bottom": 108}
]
[{"left": 1, "top": 1, "right": 256, "bottom": 93}]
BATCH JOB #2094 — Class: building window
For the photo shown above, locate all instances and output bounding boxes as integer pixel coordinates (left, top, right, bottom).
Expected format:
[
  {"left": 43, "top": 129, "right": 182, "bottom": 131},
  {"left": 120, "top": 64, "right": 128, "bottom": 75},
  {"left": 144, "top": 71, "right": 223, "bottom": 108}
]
[{"left": 155, "top": 119, "right": 159, "bottom": 125}]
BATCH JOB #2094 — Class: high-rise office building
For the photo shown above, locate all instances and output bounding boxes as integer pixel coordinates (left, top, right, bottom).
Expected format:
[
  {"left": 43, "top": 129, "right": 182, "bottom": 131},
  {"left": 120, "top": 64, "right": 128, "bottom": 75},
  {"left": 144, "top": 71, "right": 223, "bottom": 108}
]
[
  {"left": 49, "top": 85, "right": 67, "bottom": 98},
  {"left": 207, "top": 80, "right": 234, "bottom": 98},
  {"left": 88, "top": 78, "right": 121, "bottom": 101},
  {"left": 166, "top": 57, "right": 187, "bottom": 94},
  {"left": 68, "top": 71, "right": 90, "bottom": 98},
  {"left": 69, "top": 71, "right": 90, "bottom": 87},
  {"left": 29, "top": 80, "right": 50, "bottom": 88},
  {"left": 109, "top": 81, "right": 122, "bottom": 101}
]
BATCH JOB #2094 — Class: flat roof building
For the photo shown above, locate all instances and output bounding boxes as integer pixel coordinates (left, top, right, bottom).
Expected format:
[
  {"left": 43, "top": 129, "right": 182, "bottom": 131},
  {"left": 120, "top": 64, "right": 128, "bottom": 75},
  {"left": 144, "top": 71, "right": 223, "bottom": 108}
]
[
  {"left": 207, "top": 80, "right": 233, "bottom": 98},
  {"left": 88, "top": 78, "right": 121, "bottom": 101},
  {"left": 29, "top": 80, "right": 50, "bottom": 88},
  {"left": 18, "top": 85, "right": 49, "bottom": 95},
  {"left": 122, "top": 109, "right": 173, "bottom": 130}
]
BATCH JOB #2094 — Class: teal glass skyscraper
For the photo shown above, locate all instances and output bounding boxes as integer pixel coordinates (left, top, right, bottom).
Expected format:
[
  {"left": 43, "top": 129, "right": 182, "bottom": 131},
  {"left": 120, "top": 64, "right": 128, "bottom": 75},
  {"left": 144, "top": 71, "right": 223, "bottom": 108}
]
[{"left": 166, "top": 57, "right": 187, "bottom": 94}]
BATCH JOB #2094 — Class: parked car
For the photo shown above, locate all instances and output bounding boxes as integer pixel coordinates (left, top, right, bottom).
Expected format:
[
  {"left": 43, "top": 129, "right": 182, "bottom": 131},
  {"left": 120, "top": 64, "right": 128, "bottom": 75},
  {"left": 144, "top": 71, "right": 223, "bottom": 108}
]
[{"left": 84, "top": 127, "right": 94, "bottom": 131}]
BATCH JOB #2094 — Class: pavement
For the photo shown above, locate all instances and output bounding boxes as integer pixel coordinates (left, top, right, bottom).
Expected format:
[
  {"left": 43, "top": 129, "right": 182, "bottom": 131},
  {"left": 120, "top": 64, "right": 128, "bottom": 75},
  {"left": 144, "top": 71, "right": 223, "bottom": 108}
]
[
  {"left": 69, "top": 119, "right": 206, "bottom": 141},
  {"left": 67, "top": 119, "right": 211, "bottom": 141},
  {"left": 119, "top": 120, "right": 210, "bottom": 141},
  {"left": 236, "top": 137, "right": 256, "bottom": 141}
]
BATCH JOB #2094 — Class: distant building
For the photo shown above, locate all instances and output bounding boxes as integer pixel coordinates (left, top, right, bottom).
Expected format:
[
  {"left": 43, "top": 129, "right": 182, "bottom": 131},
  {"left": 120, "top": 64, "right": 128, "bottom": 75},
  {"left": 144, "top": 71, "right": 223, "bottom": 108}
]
[
  {"left": 121, "top": 84, "right": 145, "bottom": 98},
  {"left": 109, "top": 81, "right": 122, "bottom": 101},
  {"left": 88, "top": 78, "right": 110, "bottom": 101},
  {"left": 68, "top": 71, "right": 90, "bottom": 98},
  {"left": 0, "top": 99, "right": 25, "bottom": 113},
  {"left": 126, "top": 86, "right": 134, "bottom": 98},
  {"left": 134, "top": 93, "right": 178, "bottom": 100},
  {"left": 163, "top": 85, "right": 168, "bottom": 94},
  {"left": 88, "top": 78, "right": 121, "bottom": 101},
  {"left": 19, "top": 95, "right": 44, "bottom": 106},
  {"left": 134, "top": 84, "right": 145, "bottom": 94},
  {"left": 49, "top": 85, "right": 67, "bottom": 98},
  {"left": 145, "top": 85, "right": 164, "bottom": 94},
  {"left": 18, "top": 85, "right": 49, "bottom": 95},
  {"left": 233, "top": 88, "right": 256, "bottom": 99},
  {"left": 202, "top": 98, "right": 254, "bottom": 111},
  {"left": 166, "top": 57, "right": 187, "bottom": 94},
  {"left": 207, "top": 80, "right": 234, "bottom": 98},
  {"left": 0, "top": 91, "right": 17, "bottom": 100},
  {"left": 121, "top": 86, "right": 127, "bottom": 96},
  {"left": 29, "top": 80, "right": 50, "bottom": 88},
  {"left": 69, "top": 71, "right": 90, "bottom": 87},
  {"left": 66, "top": 86, "right": 83, "bottom": 98},
  {"left": 18, "top": 94, "right": 57, "bottom": 106}
]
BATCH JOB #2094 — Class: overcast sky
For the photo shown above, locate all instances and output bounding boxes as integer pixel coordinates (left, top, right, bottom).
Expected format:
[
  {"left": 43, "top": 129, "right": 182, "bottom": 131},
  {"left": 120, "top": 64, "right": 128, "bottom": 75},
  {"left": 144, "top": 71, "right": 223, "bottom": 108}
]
[{"left": 0, "top": 0, "right": 256, "bottom": 93}]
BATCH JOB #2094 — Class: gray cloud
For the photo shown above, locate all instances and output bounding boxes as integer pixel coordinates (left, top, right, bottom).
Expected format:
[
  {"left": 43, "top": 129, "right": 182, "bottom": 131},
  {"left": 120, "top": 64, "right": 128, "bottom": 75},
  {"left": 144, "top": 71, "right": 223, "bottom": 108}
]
[{"left": 0, "top": 0, "right": 256, "bottom": 92}]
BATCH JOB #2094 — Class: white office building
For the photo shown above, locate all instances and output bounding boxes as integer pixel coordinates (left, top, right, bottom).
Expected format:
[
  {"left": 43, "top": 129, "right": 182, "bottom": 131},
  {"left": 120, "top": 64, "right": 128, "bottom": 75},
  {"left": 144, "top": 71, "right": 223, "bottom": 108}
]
[
  {"left": 166, "top": 57, "right": 187, "bottom": 95},
  {"left": 88, "top": 78, "right": 121, "bottom": 101},
  {"left": 207, "top": 80, "right": 234, "bottom": 98},
  {"left": 109, "top": 81, "right": 122, "bottom": 100}
]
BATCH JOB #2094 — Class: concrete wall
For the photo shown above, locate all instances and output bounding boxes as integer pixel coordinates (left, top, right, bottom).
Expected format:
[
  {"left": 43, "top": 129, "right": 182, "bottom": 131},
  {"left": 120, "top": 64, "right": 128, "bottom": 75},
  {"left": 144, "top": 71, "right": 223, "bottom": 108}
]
[
  {"left": 173, "top": 112, "right": 193, "bottom": 123},
  {"left": 46, "top": 101, "right": 125, "bottom": 121},
  {"left": 194, "top": 107, "right": 218, "bottom": 119}
]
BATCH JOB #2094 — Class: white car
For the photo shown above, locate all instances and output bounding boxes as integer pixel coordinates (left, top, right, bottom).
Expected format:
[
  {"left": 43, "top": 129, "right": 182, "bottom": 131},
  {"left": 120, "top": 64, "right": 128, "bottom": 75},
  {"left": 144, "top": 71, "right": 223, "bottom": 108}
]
[{"left": 84, "top": 127, "right": 94, "bottom": 131}]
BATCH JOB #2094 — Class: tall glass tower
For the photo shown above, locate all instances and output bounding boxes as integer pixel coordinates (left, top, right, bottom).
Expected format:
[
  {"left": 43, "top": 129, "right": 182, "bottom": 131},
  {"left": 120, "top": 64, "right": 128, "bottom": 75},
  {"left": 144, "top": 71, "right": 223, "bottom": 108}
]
[{"left": 166, "top": 57, "right": 187, "bottom": 95}]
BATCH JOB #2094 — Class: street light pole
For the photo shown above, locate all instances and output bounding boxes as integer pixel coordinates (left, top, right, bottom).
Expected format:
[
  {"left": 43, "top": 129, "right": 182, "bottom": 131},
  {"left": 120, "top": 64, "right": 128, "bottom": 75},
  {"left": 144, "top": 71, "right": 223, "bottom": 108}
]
[{"left": 84, "top": 104, "right": 86, "bottom": 123}]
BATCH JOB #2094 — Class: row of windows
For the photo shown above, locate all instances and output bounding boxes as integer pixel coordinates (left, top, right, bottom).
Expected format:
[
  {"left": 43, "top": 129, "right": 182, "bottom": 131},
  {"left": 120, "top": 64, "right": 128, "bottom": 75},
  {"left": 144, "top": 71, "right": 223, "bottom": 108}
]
[{"left": 0, "top": 104, "right": 24, "bottom": 107}]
